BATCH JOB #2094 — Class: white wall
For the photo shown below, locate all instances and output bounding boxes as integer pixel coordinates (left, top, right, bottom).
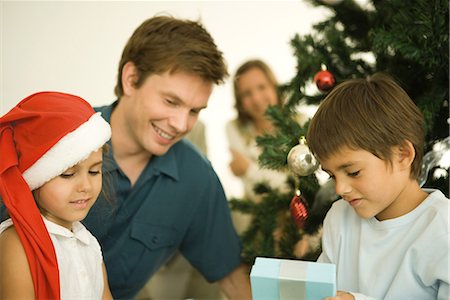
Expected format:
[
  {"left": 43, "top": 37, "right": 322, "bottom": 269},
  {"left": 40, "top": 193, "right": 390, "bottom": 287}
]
[{"left": 1, "top": 0, "right": 329, "bottom": 198}]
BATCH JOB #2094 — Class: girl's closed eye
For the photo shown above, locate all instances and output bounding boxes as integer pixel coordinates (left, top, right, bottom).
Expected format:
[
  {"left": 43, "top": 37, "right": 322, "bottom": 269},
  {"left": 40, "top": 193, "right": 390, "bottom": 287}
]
[
  {"left": 89, "top": 169, "right": 102, "bottom": 176},
  {"left": 60, "top": 172, "right": 74, "bottom": 178},
  {"left": 60, "top": 167, "right": 76, "bottom": 178}
]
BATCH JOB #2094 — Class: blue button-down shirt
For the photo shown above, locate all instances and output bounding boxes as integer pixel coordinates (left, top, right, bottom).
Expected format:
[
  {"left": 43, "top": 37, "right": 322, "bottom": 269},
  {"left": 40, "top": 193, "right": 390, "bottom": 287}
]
[{"left": 83, "top": 102, "right": 242, "bottom": 299}]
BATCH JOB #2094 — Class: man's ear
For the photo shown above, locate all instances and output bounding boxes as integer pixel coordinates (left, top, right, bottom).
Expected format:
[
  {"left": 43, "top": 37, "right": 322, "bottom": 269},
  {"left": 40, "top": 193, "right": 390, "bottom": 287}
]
[
  {"left": 122, "top": 62, "right": 138, "bottom": 96},
  {"left": 395, "top": 140, "right": 416, "bottom": 170}
]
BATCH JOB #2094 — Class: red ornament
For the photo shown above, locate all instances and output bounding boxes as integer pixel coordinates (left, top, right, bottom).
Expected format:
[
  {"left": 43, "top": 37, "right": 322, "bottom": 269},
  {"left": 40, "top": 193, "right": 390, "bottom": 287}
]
[
  {"left": 314, "top": 68, "right": 335, "bottom": 92},
  {"left": 290, "top": 192, "right": 309, "bottom": 229}
]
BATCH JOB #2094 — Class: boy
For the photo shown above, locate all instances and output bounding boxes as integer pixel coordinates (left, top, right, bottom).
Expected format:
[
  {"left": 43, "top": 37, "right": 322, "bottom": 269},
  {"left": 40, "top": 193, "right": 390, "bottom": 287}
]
[{"left": 307, "top": 73, "right": 449, "bottom": 300}]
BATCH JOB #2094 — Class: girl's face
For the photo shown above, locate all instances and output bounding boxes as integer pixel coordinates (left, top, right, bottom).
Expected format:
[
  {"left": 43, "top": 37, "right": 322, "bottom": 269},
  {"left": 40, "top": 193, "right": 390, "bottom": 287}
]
[
  {"left": 237, "top": 67, "right": 278, "bottom": 122},
  {"left": 34, "top": 149, "right": 103, "bottom": 229},
  {"left": 320, "top": 146, "right": 412, "bottom": 220}
]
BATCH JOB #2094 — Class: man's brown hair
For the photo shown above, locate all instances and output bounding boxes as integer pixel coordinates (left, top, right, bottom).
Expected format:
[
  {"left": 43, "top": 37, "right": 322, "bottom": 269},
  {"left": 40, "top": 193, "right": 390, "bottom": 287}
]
[{"left": 114, "top": 15, "right": 228, "bottom": 98}]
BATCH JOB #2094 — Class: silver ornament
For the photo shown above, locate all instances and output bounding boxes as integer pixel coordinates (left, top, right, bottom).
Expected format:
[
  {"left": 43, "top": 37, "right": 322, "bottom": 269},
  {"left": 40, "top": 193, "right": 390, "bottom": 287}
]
[
  {"left": 287, "top": 137, "right": 319, "bottom": 176},
  {"left": 417, "top": 136, "right": 450, "bottom": 187}
]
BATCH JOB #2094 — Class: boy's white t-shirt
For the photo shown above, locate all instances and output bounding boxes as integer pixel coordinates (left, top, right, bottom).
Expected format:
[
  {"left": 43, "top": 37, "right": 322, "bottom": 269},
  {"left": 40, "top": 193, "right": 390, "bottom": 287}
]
[
  {"left": 0, "top": 217, "right": 104, "bottom": 299},
  {"left": 318, "top": 189, "right": 450, "bottom": 300}
]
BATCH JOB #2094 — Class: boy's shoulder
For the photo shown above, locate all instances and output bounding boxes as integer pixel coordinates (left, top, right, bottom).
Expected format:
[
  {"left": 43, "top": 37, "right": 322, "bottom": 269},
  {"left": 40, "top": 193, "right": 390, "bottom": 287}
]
[{"left": 423, "top": 189, "right": 449, "bottom": 225}]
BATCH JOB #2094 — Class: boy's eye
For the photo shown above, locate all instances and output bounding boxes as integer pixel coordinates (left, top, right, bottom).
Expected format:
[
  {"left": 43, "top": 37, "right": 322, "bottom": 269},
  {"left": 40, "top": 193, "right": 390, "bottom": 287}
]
[
  {"left": 348, "top": 171, "right": 360, "bottom": 177},
  {"left": 89, "top": 170, "right": 101, "bottom": 175}
]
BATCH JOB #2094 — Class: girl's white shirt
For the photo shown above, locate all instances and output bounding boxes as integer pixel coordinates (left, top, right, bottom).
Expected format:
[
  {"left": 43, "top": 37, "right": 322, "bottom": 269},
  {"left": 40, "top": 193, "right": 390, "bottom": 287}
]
[{"left": 0, "top": 217, "right": 104, "bottom": 300}]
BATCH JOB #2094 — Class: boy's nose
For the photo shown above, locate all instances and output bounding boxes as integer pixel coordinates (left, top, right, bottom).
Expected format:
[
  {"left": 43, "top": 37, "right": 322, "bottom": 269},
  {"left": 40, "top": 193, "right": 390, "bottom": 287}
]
[{"left": 334, "top": 178, "right": 351, "bottom": 197}]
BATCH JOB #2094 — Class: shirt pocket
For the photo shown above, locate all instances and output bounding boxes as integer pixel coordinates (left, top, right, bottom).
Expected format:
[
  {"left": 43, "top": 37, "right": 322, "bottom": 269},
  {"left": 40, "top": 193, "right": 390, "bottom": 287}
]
[
  {"left": 130, "top": 222, "right": 176, "bottom": 250},
  {"left": 114, "top": 222, "right": 177, "bottom": 291}
]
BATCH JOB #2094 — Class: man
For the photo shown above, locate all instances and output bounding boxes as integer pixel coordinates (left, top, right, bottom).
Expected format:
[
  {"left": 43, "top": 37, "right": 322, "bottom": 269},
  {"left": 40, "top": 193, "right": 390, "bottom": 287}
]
[{"left": 83, "top": 16, "right": 251, "bottom": 299}]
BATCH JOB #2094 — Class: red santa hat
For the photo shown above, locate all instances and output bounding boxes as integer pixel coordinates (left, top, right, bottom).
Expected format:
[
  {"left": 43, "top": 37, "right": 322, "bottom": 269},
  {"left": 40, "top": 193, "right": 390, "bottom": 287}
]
[{"left": 0, "top": 91, "right": 111, "bottom": 299}]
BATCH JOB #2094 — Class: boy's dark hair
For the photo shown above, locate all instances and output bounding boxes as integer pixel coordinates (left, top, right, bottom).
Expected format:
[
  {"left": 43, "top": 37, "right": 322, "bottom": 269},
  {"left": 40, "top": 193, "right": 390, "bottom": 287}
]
[
  {"left": 307, "top": 73, "right": 425, "bottom": 179},
  {"left": 114, "top": 15, "right": 228, "bottom": 98}
]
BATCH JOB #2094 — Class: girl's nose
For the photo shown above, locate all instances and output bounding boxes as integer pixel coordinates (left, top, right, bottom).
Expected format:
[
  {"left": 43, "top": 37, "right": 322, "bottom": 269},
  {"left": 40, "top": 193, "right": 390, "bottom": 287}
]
[{"left": 77, "top": 174, "right": 92, "bottom": 193}]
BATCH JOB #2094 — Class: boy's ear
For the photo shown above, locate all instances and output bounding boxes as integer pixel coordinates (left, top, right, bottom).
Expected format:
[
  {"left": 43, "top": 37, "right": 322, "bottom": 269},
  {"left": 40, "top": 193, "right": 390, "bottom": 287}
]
[
  {"left": 395, "top": 140, "right": 415, "bottom": 170},
  {"left": 122, "top": 62, "right": 138, "bottom": 96}
]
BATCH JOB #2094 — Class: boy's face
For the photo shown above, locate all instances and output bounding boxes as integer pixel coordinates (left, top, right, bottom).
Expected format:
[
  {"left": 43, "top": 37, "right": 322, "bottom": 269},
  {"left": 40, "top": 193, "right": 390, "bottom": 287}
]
[
  {"left": 121, "top": 66, "right": 212, "bottom": 157},
  {"left": 320, "top": 146, "right": 411, "bottom": 220},
  {"left": 34, "top": 149, "right": 103, "bottom": 229}
]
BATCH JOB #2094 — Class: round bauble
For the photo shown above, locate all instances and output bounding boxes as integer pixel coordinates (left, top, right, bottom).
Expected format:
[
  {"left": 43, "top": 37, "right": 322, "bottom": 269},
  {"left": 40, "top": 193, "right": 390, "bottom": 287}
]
[
  {"left": 287, "top": 142, "right": 319, "bottom": 176},
  {"left": 314, "top": 69, "right": 336, "bottom": 92},
  {"left": 290, "top": 192, "right": 309, "bottom": 229}
]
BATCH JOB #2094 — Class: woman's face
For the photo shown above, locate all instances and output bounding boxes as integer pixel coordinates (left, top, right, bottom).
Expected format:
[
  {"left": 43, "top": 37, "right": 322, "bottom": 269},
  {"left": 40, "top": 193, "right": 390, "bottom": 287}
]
[{"left": 237, "top": 67, "right": 278, "bottom": 122}]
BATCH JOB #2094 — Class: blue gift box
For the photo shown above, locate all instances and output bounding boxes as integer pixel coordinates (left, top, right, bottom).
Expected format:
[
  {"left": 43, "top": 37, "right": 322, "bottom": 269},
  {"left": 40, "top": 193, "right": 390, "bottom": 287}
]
[{"left": 250, "top": 257, "right": 336, "bottom": 300}]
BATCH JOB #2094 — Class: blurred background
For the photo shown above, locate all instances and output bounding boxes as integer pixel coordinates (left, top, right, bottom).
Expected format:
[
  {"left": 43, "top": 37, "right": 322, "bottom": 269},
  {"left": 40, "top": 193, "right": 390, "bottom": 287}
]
[{"left": 0, "top": 0, "right": 332, "bottom": 199}]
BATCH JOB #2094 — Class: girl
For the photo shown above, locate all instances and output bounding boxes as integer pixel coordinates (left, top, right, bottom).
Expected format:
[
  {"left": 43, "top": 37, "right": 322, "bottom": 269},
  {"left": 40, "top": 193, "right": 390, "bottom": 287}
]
[{"left": 0, "top": 92, "right": 113, "bottom": 299}]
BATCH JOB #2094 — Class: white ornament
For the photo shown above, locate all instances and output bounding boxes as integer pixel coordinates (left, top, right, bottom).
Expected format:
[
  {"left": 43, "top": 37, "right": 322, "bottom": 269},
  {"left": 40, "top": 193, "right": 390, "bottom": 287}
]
[
  {"left": 287, "top": 137, "right": 319, "bottom": 176},
  {"left": 321, "top": 0, "right": 344, "bottom": 5}
]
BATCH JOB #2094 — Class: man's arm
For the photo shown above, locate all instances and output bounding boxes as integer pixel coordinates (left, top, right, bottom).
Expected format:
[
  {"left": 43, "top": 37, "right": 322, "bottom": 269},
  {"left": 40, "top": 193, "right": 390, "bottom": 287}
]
[{"left": 218, "top": 264, "right": 252, "bottom": 300}]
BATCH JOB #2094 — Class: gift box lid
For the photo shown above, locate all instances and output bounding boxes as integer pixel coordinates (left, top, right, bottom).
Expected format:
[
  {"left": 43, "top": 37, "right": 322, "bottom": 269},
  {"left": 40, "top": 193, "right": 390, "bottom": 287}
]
[{"left": 250, "top": 257, "right": 336, "bottom": 300}]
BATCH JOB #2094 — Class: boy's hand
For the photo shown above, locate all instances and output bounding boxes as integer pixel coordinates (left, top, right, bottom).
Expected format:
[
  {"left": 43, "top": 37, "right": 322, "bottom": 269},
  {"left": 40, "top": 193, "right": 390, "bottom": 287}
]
[{"left": 324, "top": 290, "right": 355, "bottom": 300}]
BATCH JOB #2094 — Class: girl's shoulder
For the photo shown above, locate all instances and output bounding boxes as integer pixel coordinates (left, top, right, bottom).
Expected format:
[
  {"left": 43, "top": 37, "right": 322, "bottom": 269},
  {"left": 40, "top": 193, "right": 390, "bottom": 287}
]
[
  {"left": 0, "top": 222, "right": 35, "bottom": 298},
  {"left": 0, "top": 222, "right": 24, "bottom": 260},
  {"left": 0, "top": 218, "right": 13, "bottom": 235}
]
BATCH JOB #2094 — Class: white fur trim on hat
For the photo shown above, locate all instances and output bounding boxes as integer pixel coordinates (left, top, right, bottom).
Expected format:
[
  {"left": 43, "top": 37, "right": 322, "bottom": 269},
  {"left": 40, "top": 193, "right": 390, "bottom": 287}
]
[{"left": 22, "top": 112, "right": 111, "bottom": 190}]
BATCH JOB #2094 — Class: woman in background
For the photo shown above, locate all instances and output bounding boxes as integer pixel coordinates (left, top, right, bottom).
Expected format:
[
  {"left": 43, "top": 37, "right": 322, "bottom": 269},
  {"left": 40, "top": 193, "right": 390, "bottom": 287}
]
[{"left": 226, "top": 59, "right": 290, "bottom": 233}]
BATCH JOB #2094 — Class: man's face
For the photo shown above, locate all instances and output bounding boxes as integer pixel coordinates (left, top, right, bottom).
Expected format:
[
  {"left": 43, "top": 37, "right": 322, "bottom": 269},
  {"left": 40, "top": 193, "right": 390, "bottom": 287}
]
[{"left": 122, "top": 69, "right": 213, "bottom": 157}]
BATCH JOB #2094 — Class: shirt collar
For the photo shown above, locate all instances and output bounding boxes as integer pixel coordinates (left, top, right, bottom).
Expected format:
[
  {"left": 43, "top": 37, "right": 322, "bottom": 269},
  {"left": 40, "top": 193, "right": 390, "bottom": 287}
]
[
  {"left": 43, "top": 217, "right": 91, "bottom": 245},
  {"left": 148, "top": 146, "right": 179, "bottom": 181}
]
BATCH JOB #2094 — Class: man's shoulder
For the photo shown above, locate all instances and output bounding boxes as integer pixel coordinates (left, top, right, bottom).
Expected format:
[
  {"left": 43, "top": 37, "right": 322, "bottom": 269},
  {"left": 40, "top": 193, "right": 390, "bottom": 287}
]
[
  {"left": 170, "top": 139, "right": 216, "bottom": 177},
  {"left": 93, "top": 101, "right": 116, "bottom": 122},
  {"left": 173, "top": 139, "right": 209, "bottom": 163}
]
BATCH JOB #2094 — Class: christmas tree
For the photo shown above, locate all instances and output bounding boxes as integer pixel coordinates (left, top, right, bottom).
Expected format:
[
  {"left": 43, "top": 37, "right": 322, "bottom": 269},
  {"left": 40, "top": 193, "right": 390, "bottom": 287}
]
[{"left": 230, "top": 0, "right": 449, "bottom": 265}]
